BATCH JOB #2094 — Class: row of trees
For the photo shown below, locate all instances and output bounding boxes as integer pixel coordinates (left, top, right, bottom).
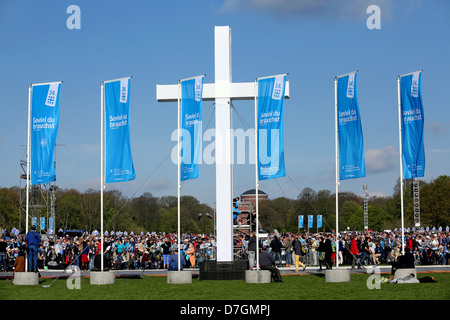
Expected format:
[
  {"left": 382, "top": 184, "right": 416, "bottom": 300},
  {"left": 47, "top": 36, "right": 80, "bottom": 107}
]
[{"left": 0, "top": 175, "right": 449, "bottom": 235}]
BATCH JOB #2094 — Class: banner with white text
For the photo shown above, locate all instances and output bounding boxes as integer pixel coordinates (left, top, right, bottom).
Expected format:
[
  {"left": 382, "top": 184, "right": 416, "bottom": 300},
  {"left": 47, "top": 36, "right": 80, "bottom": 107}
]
[
  {"left": 257, "top": 75, "right": 286, "bottom": 180},
  {"left": 308, "top": 215, "right": 313, "bottom": 229},
  {"left": 30, "top": 82, "right": 61, "bottom": 185},
  {"left": 298, "top": 215, "right": 304, "bottom": 229},
  {"left": 180, "top": 76, "right": 203, "bottom": 181},
  {"left": 337, "top": 73, "right": 366, "bottom": 180},
  {"left": 400, "top": 71, "right": 425, "bottom": 179},
  {"left": 105, "top": 78, "right": 136, "bottom": 183}
]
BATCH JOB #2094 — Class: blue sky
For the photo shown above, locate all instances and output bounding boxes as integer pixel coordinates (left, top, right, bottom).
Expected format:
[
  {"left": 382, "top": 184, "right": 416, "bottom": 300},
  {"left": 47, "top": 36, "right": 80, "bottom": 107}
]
[{"left": 1, "top": 0, "right": 449, "bottom": 208}]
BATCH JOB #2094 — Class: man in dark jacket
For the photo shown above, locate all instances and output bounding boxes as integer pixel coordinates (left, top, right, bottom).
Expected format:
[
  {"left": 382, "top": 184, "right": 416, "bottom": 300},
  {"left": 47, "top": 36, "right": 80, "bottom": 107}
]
[
  {"left": 324, "top": 234, "right": 333, "bottom": 270},
  {"left": 269, "top": 236, "right": 283, "bottom": 267},
  {"left": 0, "top": 237, "right": 8, "bottom": 271},
  {"left": 259, "top": 247, "right": 283, "bottom": 282}
]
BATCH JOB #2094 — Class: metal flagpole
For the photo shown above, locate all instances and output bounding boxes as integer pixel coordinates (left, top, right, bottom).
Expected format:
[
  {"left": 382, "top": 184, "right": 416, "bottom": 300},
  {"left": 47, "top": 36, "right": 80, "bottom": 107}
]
[
  {"left": 254, "top": 78, "right": 260, "bottom": 271},
  {"left": 334, "top": 76, "right": 340, "bottom": 269},
  {"left": 175, "top": 75, "right": 205, "bottom": 270},
  {"left": 177, "top": 80, "right": 181, "bottom": 271},
  {"left": 397, "top": 75, "right": 405, "bottom": 255},
  {"left": 334, "top": 71, "right": 357, "bottom": 269},
  {"left": 100, "top": 76, "right": 132, "bottom": 272},
  {"left": 26, "top": 84, "right": 32, "bottom": 272},
  {"left": 100, "top": 81, "right": 105, "bottom": 272},
  {"left": 397, "top": 70, "right": 423, "bottom": 255}
]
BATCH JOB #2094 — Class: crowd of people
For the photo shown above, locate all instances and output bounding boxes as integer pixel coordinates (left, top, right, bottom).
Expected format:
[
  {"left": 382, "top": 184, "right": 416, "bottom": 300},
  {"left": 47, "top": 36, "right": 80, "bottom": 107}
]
[
  {"left": 0, "top": 229, "right": 217, "bottom": 272},
  {"left": 234, "top": 228, "right": 450, "bottom": 270},
  {"left": 0, "top": 227, "right": 449, "bottom": 273}
]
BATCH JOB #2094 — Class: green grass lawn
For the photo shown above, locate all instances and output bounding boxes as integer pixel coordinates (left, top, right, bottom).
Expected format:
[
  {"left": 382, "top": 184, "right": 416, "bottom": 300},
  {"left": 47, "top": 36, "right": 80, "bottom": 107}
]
[{"left": 1, "top": 272, "right": 449, "bottom": 301}]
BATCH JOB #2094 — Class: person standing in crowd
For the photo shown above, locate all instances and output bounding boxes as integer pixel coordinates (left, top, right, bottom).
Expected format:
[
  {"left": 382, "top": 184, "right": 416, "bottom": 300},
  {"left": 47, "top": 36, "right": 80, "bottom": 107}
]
[
  {"left": 292, "top": 235, "right": 306, "bottom": 272},
  {"left": 188, "top": 241, "right": 196, "bottom": 268},
  {"left": 161, "top": 239, "right": 171, "bottom": 269},
  {"left": 337, "top": 236, "right": 344, "bottom": 265},
  {"left": 81, "top": 240, "right": 90, "bottom": 271},
  {"left": 247, "top": 232, "right": 257, "bottom": 269},
  {"left": 14, "top": 249, "right": 25, "bottom": 272},
  {"left": 360, "top": 235, "right": 375, "bottom": 267},
  {"left": 168, "top": 248, "right": 185, "bottom": 271},
  {"left": 284, "top": 236, "right": 292, "bottom": 267},
  {"left": 0, "top": 237, "right": 7, "bottom": 271},
  {"left": 116, "top": 251, "right": 127, "bottom": 270},
  {"left": 317, "top": 236, "right": 326, "bottom": 271},
  {"left": 324, "top": 234, "right": 333, "bottom": 270},
  {"left": 269, "top": 236, "right": 283, "bottom": 267},
  {"left": 350, "top": 234, "right": 362, "bottom": 269},
  {"left": 25, "top": 225, "right": 42, "bottom": 272},
  {"left": 238, "top": 234, "right": 248, "bottom": 261}
]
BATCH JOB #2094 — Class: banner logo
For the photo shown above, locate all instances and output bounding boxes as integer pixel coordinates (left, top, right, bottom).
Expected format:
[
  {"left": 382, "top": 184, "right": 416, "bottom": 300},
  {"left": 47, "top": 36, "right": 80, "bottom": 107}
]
[
  {"left": 271, "top": 76, "right": 284, "bottom": 100},
  {"left": 120, "top": 79, "right": 128, "bottom": 103},
  {"left": 45, "top": 83, "right": 59, "bottom": 107},
  {"left": 194, "top": 77, "right": 203, "bottom": 102},
  {"left": 411, "top": 72, "right": 420, "bottom": 98},
  {"left": 346, "top": 73, "right": 355, "bottom": 98}
]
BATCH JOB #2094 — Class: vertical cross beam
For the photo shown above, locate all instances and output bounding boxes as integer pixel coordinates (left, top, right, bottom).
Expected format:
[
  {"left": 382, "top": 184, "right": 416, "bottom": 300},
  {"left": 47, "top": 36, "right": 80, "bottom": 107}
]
[
  {"left": 156, "top": 26, "right": 289, "bottom": 263},
  {"left": 214, "top": 26, "right": 233, "bottom": 261}
]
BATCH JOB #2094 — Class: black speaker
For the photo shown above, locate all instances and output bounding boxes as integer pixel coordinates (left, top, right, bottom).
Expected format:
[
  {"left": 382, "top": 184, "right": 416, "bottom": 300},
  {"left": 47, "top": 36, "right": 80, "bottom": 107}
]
[{"left": 199, "top": 260, "right": 249, "bottom": 281}]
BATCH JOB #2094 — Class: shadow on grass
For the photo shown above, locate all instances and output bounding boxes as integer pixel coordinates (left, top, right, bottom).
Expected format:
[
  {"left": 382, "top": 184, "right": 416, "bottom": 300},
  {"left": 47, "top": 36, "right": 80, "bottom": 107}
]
[
  {"left": 116, "top": 275, "right": 143, "bottom": 280},
  {"left": 311, "top": 272, "right": 325, "bottom": 279}
]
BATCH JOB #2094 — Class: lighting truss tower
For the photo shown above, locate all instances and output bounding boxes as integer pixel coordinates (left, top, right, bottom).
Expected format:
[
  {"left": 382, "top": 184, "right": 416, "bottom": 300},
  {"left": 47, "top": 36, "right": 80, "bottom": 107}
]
[
  {"left": 363, "top": 184, "right": 369, "bottom": 230},
  {"left": 412, "top": 179, "right": 420, "bottom": 228},
  {"left": 19, "top": 146, "right": 59, "bottom": 235}
]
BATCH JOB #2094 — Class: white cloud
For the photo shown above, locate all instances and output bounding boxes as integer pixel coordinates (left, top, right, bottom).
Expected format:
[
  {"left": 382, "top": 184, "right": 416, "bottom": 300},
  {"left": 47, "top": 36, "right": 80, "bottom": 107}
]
[
  {"left": 365, "top": 145, "right": 398, "bottom": 173},
  {"left": 220, "top": 0, "right": 395, "bottom": 20},
  {"left": 425, "top": 121, "right": 448, "bottom": 137}
]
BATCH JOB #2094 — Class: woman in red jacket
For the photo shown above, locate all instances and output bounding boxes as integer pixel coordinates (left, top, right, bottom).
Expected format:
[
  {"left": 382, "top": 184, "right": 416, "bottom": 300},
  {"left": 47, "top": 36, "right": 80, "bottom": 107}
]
[{"left": 350, "top": 235, "right": 362, "bottom": 269}]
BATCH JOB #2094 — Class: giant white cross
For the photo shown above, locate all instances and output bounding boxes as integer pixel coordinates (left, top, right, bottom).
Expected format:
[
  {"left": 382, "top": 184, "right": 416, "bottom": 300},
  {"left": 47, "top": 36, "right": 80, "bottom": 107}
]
[{"left": 156, "top": 26, "right": 289, "bottom": 262}]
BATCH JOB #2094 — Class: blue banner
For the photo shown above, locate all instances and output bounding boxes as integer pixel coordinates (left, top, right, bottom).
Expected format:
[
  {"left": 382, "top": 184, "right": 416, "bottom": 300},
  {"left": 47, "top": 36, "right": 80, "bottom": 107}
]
[
  {"left": 105, "top": 78, "right": 136, "bottom": 183},
  {"left": 49, "top": 217, "right": 54, "bottom": 234},
  {"left": 257, "top": 75, "right": 286, "bottom": 180},
  {"left": 317, "top": 215, "right": 323, "bottom": 228},
  {"left": 308, "top": 215, "right": 313, "bottom": 229},
  {"left": 180, "top": 77, "right": 203, "bottom": 181},
  {"left": 337, "top": 73, "right": 366, "bottom": 180},
  {"left": 400, "top": 71, "right": 425, "bottom": 179},
  {"left": 30, "top": 82, "right": 61, "bottom": 185},
  {"left": 298, "top": 215, "right": 304, "bottom": 229}
]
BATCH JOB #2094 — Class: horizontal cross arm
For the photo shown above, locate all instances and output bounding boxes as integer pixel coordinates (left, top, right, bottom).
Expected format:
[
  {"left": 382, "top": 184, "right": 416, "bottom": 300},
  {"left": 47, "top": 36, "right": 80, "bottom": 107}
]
[{"left": 156, "top": 81, "right": 290, "bottom": 102}]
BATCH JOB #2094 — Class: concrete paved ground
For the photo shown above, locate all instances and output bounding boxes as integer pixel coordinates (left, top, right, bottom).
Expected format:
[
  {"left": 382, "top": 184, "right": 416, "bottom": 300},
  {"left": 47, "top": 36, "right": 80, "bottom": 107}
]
[{"left": 1, "top": 264, "right": 449, "bottom": 280}]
